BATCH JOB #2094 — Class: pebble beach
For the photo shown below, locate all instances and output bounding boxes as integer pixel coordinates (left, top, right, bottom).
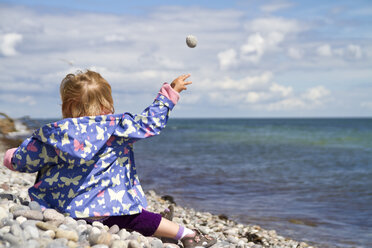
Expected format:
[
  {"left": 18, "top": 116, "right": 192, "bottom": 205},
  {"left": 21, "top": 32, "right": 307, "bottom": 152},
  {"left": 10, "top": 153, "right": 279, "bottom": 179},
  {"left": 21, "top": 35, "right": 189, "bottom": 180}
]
[{"left": 0, "top": 124, "right": 316, "bottom": 248}]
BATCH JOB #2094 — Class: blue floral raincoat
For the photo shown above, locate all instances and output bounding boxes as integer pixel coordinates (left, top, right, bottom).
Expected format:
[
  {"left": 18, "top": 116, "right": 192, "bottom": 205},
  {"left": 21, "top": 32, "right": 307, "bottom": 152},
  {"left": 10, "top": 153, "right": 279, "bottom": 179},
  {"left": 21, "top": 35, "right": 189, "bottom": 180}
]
[{"left": 9, "top": 93, "right": 175, "bottom": 218}]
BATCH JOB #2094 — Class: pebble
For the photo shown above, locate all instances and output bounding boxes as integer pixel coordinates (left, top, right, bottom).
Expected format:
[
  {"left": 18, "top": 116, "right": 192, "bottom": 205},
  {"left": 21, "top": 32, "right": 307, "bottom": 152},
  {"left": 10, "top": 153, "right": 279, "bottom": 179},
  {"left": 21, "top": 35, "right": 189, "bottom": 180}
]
[
  {"left": 92, "top": 244, "right": 109, "bottom": 248},
  {"left": 16, "top": 215, "right": 27, "bottom": 224},
  {"left": 111, "top": 240, "right": 129, "bottom": 248},
  {"left": 13, "top": 209, "right": 43, "bottom": 220},
  {"left": 108, "top": 224, "right": 120, "bottom": 234},
  {"left": 149, "top": 237, "right": 163, "bottom": 248},
  {"left": 28, "top": 201, "right": 42, "bottom": 212},
  {"left": 24, "top": 225, "right": 40, "bottom": 239},
  {"left": 0, "top": 141, "right": 316, "bottom": 248},
  {"left": 42, "top": 229, "right": 56, "bottom": 239},
  {"left": 2, "top": 233, "right": 23, "bottom": 245},
  {"left": 55, "top": 229, "right": 79, "bottom": 242},
  {"left": 36, "top": 221, "right": 58, "bottom": 232},
  {"left": 163, "top": 243, "right": 179, "bottom": 248},
  {"left": 92, "top": 220, "right": 105, "bottom": 229},
  {"left": 43, "top": 208, "right": 65, "bottom": 224},
  {"left": 128, "top": 240, "right": 141, "bottom": 248},
  {"left": 118, "top": 228, "right": 131, "bottom": 240}
]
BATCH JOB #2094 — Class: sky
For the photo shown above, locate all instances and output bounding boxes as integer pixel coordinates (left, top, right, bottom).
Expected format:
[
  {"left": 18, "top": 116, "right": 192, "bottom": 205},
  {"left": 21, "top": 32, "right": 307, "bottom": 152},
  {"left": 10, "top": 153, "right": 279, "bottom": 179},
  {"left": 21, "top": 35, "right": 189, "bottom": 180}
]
[{"left": 0, "top": 0, "right": 371, "bottom": 118}]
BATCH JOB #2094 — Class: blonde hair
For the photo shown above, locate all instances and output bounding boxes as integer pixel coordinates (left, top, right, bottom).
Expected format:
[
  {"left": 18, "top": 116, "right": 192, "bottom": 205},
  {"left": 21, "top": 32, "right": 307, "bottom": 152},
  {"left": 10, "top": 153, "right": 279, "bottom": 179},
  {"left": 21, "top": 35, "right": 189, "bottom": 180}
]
[{"left": 60, "top": 70, "right": 114, "bottom": 118}]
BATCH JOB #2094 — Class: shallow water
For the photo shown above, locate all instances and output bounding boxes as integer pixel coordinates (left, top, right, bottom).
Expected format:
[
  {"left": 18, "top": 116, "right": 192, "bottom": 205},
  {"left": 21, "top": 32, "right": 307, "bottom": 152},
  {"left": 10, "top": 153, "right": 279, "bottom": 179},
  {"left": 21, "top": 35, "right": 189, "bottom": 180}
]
[{"left": 28, "top": 118, "right": 372, "bottom": 247}]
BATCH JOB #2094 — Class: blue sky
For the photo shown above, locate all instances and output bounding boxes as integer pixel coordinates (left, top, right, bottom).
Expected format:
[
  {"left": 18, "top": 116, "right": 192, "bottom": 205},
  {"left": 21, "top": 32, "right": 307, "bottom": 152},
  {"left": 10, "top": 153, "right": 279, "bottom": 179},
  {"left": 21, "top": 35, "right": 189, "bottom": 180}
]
[{"left": 0, "top": 0, "right": 371, "bottom": 118}]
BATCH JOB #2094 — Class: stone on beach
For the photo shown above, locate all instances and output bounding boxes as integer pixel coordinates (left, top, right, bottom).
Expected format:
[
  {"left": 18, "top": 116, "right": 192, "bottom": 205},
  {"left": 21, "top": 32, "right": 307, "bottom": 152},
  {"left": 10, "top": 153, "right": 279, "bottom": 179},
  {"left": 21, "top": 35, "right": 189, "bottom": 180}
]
[
  {"left": 13, "top": 209, "right": 43, "bottom": 220},
  {"left": 55, "top": 228, "right": 79, "bottom": 242}
]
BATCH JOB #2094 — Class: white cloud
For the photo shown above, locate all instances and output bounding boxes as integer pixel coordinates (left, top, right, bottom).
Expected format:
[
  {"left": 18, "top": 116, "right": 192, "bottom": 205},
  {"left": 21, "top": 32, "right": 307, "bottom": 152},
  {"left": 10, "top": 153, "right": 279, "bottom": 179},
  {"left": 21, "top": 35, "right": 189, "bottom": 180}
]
[
  {"left": 240, "top": 33, "right": 266, "bottom": 63},
  {"left": 205, "top": 71, "right": 330, "bottom": 111},
  {"left": 260, "top": 1, "right": 293, "bottom": 13},
  {"left": 0, "top": 33, "right": 23, "bottom": 56},
  {"left": 288, "top": 47, "right": 303, "bottom": 59},
  {"left": 346, "top": 44, "right": 362, "bottom": 59},
  {"left": 317, "top": 44, "right": 333, "bottom": 57},
  {"left": 217, "top": 72, "right": 273, "bottom": 91},
  {"left": 302, "top": 86, "right": 330, "bottom": 102},
  {"left": 227, "top": 17, "right": 303, "bottom": 64},
  {"left": 266, "top": 86, "right": 330, "bottom": 111},
  {"left": 217, "top": 48, "right": 237, "bottom": 69},
  {"left": 0, "top": 93, "right": 36, "bottom": 105},
  {"left": 247, "top": 17, "right": 302, "bottom": 34},
  {"left": 316, "top": 43, "right": 363, "bottom": 60}
]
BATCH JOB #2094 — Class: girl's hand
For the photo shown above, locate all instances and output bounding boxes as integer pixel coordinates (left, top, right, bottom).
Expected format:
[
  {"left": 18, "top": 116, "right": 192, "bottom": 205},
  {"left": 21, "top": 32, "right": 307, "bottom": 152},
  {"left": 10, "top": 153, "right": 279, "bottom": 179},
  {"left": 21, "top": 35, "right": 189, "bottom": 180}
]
[{"left": 171, "top": 74, "right": 192, "bottom": 93}]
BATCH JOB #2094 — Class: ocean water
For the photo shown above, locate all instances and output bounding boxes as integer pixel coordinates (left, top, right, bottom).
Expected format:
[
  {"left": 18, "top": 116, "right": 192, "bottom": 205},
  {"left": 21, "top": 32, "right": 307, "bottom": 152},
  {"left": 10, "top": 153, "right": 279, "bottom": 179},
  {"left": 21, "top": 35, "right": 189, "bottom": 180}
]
[
  {"left": 134, "top": 118, "right": 372, "bottom": 248},
  {"left": 27, "top": 118, "right": 372, "bottom": 247}
]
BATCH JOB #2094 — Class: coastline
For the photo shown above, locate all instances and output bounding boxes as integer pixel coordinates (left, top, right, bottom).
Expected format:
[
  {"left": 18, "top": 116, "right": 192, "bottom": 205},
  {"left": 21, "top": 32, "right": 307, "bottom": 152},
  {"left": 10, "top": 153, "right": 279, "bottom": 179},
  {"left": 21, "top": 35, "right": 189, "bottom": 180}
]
[{"left": 0, "top": 121, "right": 316, "bottom": 248}]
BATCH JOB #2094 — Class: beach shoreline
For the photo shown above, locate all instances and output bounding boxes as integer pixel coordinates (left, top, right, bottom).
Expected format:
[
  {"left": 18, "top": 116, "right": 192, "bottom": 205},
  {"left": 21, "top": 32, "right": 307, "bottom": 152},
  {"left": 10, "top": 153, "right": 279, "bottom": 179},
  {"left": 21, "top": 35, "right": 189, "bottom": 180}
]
[{"left": 0, "top": 134, "right": 316, "bottom": 248}]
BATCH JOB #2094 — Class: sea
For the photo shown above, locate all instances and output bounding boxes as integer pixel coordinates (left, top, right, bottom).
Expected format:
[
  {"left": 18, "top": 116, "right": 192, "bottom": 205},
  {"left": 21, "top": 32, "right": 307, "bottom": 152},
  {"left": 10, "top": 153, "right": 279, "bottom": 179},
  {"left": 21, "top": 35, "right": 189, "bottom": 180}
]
[{"left": 24, "top": 118, "right": 372, "bottom": 248}]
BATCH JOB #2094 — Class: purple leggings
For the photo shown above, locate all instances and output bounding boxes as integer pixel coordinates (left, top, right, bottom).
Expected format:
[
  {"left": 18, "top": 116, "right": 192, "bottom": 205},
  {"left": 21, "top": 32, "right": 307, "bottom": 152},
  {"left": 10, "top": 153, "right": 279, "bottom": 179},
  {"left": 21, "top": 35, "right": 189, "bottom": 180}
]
[{"left": 84, "top": 209, "right": 162, "bottom": 236}]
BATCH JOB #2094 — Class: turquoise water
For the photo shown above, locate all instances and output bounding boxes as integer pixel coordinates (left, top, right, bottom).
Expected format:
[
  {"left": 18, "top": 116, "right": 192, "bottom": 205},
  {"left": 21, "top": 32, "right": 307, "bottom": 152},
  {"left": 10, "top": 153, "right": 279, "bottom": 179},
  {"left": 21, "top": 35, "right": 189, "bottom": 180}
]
[
  {"left": 29, "top": 118, "right": 372, "bottom": 247},
  {"left": 134, "top": 118, "right": 372, "bottom": 248}
]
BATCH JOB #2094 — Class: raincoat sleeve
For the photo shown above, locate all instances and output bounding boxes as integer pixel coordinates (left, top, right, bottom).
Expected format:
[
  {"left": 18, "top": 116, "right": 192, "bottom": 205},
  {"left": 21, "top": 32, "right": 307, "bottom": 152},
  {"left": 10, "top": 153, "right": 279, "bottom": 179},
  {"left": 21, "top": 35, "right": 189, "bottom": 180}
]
[
  {"left": 4, "top": 136, "right": 58, "bottom": 173},
  {"left": 114, "top": 83, "right": 179, "bottom": 142}
]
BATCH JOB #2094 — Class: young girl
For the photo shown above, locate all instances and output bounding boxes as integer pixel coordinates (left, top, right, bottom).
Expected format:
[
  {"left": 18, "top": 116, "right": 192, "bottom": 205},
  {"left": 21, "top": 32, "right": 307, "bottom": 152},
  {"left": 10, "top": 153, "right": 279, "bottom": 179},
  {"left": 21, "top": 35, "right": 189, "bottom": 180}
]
[{"left": 3, "top": 70, "right": 216, "bottom": 248}]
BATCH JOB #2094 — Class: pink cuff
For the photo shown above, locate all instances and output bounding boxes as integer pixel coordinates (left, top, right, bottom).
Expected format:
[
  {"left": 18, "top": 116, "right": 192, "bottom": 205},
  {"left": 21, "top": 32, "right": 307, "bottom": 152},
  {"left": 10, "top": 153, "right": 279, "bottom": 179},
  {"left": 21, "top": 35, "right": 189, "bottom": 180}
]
[
  {"left": 3, "top": 148, "right": 17, "bottom": 171},
  {"left": 159, "top": 83, "right": 180, "bottom": 105}
]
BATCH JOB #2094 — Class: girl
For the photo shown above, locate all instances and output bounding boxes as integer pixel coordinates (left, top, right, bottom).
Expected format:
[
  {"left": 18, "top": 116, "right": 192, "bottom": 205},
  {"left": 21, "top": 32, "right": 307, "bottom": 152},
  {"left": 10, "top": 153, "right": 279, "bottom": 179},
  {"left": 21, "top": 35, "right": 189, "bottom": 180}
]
[{"left": 3, "top": 70, "right": 216, "bottom": 248}]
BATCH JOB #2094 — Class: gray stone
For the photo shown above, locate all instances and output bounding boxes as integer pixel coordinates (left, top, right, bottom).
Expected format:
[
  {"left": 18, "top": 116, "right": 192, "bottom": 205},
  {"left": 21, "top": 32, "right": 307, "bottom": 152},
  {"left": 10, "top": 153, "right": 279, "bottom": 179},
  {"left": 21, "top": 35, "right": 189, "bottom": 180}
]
[
  {"left": 252, "top": 245, "right": 263, "bottom": 248},
  {"left": 43, "top": 208, "right": 65, "bottom": 224},
  {"left": 92, "top": 221, "right": 104, "bottom": 229},
  {"left": 24, "top": 225, "right": 40, "bottom": 239},
  {"left": 0, "top": 206, "right": 8, "bottom": 220},
  {"left": 227, "top": 235, "right": 240, "bottom": 244},
  {"left": 21, "top": 219, "right": 38, "bottom": 229},
  {"left": 41, "top": 229, "right": 56, "bottom": 239},
  {"left": 26, "top": 239, "right": 40, "bottom": 248},
  {"left": 77, "top": 219, "right": 87, "bottom": 225},
  {"left": 10, "top": 223, "right": 23, "bottom": 237},
  {"left": 163, "top": 243, "right": 179, "bottom": 248},
  {"left": 13, "top": 209, "right": 43, "bottom": 220},
  {"left": 91, "top": 245, "right": 109, "bottom": 248},
  {"left": 1, "top": 217, "right": 14, "bottom": 227},
  {"left": 36, "top": 221, "right": 58, "bottom": 231},
  {"left": 198, "top": 226, "right": 209, "bottom": 235},
  {"left": 89, "top": 226, "right": 102, "bottom": 245},
  {"left": 0, "top": 225, "right": 11, "bottom": 233},
  {"left": 59, "top": 224, "right": 69, "bottom": 230},
  {"left": 126, "top": 232, "right": 141, "bottom": 242},
  {"left": 111, "top": 240, "right": 129, "bottom": 248},
  {"left": 10, "top": 205, "right": 29, "bottom": 214},
  {"left": 118, "top": 229, "right": 130, "bottom": 240},
  {"left": 28, "top": 201, "right": 42, "bottom": 212},
  {"left": 128, "top": 240, "right": 141, "bottom": 248},
  {"left": 148, "top": 237, "right": 163, "bottom": 248},
  {"left": 55, "top": 228, "right": 79, "bottom": 242},
  {"left": 95, "top": 232, "right": 112, "bottom": 245},
  {"left": 112, "top": 234, "right": 120, "bottom": 240},
  {"left": 15, "top": 215, "right": 27, "bottom": 224},
  {"left": 108, "top": 224, "right": 120, "bottom": 234},
  {"left": 2, "top": 233, "right": 23, "bottom": 246},
  {"left": 45, "top": 238, "right": 69, "bottom": 248},
  {"left": 63, "top": 216, "right": 77, "bottom": 227}
]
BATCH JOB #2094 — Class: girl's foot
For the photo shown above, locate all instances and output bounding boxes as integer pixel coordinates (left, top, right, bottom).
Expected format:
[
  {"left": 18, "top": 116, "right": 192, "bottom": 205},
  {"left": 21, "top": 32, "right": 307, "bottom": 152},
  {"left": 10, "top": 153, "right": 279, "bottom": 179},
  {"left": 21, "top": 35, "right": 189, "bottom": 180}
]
[{"left": 181, "top": 229, "right": 217, "bottom": 248}]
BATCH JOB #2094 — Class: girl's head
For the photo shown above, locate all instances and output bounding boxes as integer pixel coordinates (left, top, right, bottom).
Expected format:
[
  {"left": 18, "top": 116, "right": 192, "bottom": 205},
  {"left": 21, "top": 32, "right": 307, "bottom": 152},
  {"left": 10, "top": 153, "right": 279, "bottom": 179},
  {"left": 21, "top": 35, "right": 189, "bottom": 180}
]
[{"left": 60, "top": 70, "right": 114, "bottom": 118}]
